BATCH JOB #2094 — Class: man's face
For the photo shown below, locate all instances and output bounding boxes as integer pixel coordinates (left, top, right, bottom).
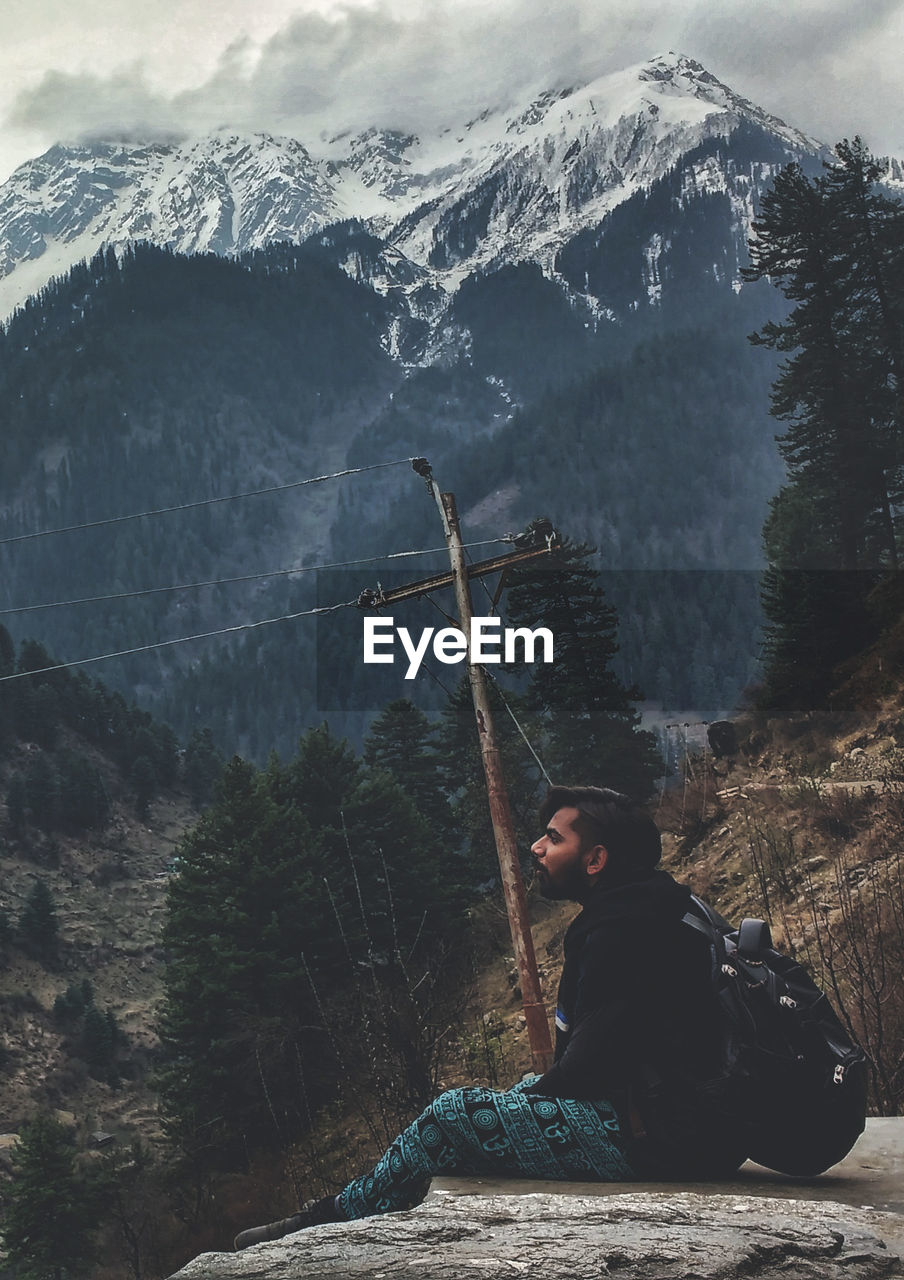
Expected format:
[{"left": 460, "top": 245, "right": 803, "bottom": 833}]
[{"left": 531, "top": 806, "right": 605, "bottom": 902}]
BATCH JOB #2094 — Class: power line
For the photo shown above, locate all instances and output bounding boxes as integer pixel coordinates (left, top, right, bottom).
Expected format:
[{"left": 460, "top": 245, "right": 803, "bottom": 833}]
[
  {"left": 486, "top": 671, "right": 553, "bottom": 785},
  {"left": 0, "top": 540, "right": 506, "bottom": 616},
  {"left": 0, "top": 537, "right": 512, "bottom": 682},
  {"left": 0, "top": 456, "right": 416, "bottom": 548},
  {"left": 0, "top": 599, "right": 356, "bottom": 685}
]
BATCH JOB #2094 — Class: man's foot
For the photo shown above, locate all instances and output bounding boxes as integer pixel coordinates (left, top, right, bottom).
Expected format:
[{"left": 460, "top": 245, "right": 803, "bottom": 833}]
[{"left": 234, "top": 1198, "right": 337, "bottom": 1251}]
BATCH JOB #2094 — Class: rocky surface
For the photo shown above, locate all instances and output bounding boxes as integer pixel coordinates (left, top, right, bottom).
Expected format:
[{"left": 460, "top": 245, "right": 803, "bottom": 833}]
[{"left": 167, "top": 1190, "right": 903, "bottom": 1279}]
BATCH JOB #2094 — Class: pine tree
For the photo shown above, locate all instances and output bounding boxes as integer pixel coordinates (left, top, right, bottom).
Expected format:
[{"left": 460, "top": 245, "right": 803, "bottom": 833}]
[
  {"left": 18, "top": 878, "right": 60, "bottom": 964},
  {"left": 57, "top": 753, "right": 109, "bottom": 831},
  {"left": 0, "top": 624, "right": 15, "bottom": 756},
  {"left": 364, "top": 699, "right": 454, "bottom": 841},
  {"left": 743, "top": 140, "right": 904, "bottom": 700},
  {"left": 759, "top": 486, "right": 872, "bottom": 705},
  {"left": 23, "top": 753, "right": 61, "bottom": 831},
  {"left": 158, "top": 733, "right": 474, "bottom": 1168},
  {"left": 507, "top": 539, "right": 660, "bottom": 798},
  {"left": 82, "top": 1005, "right": 117, "bottom": 1082},
  {"left": 822, "top": 137, "right": 904, "bottom": 566},
  {"left": 744, "top": 162, "right": 872, "bottom": 570},
  {"left": 279, "top": 723, "right": 455, "bottom": 959},
  {"left": 183, "top": 727, "right": 224, "bottom": 805},
  {"left": 744, "top": 144, "right": 904, "bottom": 572},
  {"left": 435, "top": 675, "right": 543, "bottom": 877},
  {"left": 130, "top": 755, "right": 157, "bottom": 818},
  {"left": 157, "top": 756, "right": 321, "bottom": 1167},
  {"left": 0, "top": 1112, "right": 99, "bottom": 1280},
  {"left": 6, "top": 772, "right": 27, "bottom": 836},
  {"left": 275, "top": 725, "right": 469, "bottom": 1118}
]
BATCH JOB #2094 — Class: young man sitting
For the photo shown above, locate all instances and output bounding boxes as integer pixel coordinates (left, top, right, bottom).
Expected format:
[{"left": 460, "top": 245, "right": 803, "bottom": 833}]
[{"left": 235, "top": 785, "right": 745, "bottom": 1250}]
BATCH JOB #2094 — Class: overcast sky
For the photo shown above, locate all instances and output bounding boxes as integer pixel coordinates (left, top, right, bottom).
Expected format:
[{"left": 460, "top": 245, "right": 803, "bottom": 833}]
[{"left": 1, "top": 0, "right": 901, "bottom": 182}]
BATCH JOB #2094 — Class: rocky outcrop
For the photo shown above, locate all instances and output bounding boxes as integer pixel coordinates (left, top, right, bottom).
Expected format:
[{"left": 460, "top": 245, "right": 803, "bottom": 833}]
[{"left": 167, "top": 1190, "right": 903, "bottom": 1279}]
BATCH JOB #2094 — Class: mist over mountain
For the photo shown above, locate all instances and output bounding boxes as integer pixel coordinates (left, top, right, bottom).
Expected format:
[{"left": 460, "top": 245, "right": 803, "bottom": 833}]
[{"left": 0, "top": 51, "right": 863, "bottom": 758}]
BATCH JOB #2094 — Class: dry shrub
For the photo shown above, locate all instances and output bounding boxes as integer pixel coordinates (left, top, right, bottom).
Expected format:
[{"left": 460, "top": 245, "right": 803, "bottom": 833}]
[
  {"left": 654, "top": 762, "right": 726, "bottom": 854},
  {"left": 741, "top": 812, "right": 800, "bottom": 915},
  {"left": 730, "top": 793, "right": 904, "bottom": 1115},
  {"left": 809, "top": 787, "right": 874, "bottom": 840},
  {"left": 791, "top": 846, "right": 904, "bottom": 1114}
]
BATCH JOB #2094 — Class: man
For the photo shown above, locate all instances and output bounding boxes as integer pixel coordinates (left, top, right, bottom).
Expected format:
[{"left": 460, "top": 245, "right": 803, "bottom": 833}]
[{"left": 235, "top": 785, "right": 744, "bottom": 1250}]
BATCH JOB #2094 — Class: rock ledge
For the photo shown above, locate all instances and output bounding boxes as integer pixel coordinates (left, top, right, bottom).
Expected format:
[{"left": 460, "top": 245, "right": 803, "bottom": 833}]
[{"left": 167, "top": 1190, "right": 903, "bottom": 1279}]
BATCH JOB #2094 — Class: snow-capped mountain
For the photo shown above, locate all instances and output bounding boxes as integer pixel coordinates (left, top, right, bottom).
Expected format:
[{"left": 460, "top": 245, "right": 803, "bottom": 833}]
[{"left": 0, "top": 53, "right": 821, "bottom": 322}]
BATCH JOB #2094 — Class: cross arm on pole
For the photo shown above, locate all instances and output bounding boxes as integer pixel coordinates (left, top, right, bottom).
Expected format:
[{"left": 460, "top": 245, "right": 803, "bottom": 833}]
[{"left": 354, "top": 539, "right": 560, "bottom": 611}]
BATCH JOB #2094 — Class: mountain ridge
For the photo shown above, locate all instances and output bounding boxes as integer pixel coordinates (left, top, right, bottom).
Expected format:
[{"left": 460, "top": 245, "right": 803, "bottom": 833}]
[{"left": 0, "top": 52, "right": 827, "bottom": 323}]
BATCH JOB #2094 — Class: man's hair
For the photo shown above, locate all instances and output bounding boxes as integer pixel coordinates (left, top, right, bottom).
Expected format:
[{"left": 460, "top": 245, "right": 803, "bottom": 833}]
[{"left": 539, "top": 785, "right": 661, "bottom": 875}]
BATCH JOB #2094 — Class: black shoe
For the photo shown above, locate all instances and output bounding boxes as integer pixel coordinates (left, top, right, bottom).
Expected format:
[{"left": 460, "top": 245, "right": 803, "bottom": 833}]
[{"left": 234, "top": 1198, "right": 336, "bottom": 1251}]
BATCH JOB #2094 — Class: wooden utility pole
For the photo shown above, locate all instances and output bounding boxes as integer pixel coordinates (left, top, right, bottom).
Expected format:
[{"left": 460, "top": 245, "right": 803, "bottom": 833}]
[{"left": 416, "top": 462, "right": 554, "bottom": 1073}]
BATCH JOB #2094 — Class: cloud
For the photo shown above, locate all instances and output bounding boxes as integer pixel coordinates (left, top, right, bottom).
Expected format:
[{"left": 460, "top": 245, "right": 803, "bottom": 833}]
[
  {"left": 679, "top": 0, "right": 904, "bottom": 150},
  {"left": 171, "top": 0, "right": 632, "bottom": 137},
  {"left": 3, "top": 0, "right": 904, "bottom": 164},
  {"left": 8, "top": 66, "right": 182, "bottom": 142}
]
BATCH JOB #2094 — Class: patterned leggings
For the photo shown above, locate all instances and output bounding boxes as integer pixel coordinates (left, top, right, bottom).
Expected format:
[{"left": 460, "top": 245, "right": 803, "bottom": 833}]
[{"left": 336, "top": 1080, "right": 636, "bottom": 1220}]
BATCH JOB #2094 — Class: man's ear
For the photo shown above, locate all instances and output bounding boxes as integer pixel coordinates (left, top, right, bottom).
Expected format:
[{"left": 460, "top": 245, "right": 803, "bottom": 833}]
[{"left": 584, "top": 844, "right": 608, "bottom": 878}]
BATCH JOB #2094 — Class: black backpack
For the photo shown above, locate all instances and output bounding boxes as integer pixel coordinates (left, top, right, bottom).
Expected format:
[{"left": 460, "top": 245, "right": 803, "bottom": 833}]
[{"left": 683, "top": 895, "right": 868, "bottom": 1176}]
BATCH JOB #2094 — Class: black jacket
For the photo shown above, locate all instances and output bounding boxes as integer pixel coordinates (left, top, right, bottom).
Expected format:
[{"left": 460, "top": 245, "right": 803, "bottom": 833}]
[{"left": 525, "top": 868, "right": 747, "bottom": 1176}]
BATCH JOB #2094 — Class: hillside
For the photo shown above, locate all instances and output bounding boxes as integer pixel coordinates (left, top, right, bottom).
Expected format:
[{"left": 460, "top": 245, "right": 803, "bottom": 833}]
[
  {"left": 0, "top": 786, "right": 194, "bottom": 1140},
  {"left": 0, "top": 635, "right": 212, "bottom": 1150},
  {"left": 251, "top": 600, "right": 904, "bottom": 1229},
  {"left": 4, "top": 601, "right": 902, "bottom": 1148}
]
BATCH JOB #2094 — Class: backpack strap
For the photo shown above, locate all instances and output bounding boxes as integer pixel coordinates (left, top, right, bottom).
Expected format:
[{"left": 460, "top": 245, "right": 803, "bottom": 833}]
[
  {"left": 682, "top": 897, "right": 729, "bottom": 988},
  {"left": 682, "top": 909, "right": 714, "bottom": 940},
  {"left": 683, "top": 894, "right": 733, "bottom": 935}
]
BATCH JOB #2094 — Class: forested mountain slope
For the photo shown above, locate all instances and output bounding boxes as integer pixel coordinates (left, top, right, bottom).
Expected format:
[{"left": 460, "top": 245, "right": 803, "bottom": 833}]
[{"left": 0, "top": 240, "right": 783, "bottom": 756}]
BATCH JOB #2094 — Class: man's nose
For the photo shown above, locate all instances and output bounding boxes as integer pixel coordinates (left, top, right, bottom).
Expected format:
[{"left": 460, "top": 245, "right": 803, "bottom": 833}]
[{"left": 531, "top": 836, "right": 545, "bottom": 857}]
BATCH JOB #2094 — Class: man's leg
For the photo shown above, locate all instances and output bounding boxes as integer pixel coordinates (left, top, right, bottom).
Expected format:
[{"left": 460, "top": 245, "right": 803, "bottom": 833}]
[
  {"left": 337, "top": 1084, "right": 635, "bottom": 1219},
  {"left": 235, "top": 1083, "right": 635, "bottom": 1248}
]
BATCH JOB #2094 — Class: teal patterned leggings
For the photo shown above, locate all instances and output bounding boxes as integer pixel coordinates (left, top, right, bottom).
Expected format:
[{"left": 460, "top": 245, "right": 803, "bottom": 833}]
[{"left": 336, "top": 1080, "right": 635, "bottom": 1220}]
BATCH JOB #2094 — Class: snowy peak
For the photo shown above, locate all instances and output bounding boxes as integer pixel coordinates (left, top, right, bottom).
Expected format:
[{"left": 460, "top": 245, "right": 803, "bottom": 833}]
[
  {"left": 483, "top": 52, "right": 813, "bottom": 157},
  {"left": 364, "top": 52, "right": 816, "bottom": 282},
  {"left": 638, "top": 53, "right": 813, "bottom": 148},
  {"left": 2, "top": 130, "right": 340, "bottom": 258}
]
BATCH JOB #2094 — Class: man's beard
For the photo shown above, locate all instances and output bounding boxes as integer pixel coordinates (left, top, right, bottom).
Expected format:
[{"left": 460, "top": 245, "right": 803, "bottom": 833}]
[{"left": 534, "top": 860, "right": 589, "bottom": 903}]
